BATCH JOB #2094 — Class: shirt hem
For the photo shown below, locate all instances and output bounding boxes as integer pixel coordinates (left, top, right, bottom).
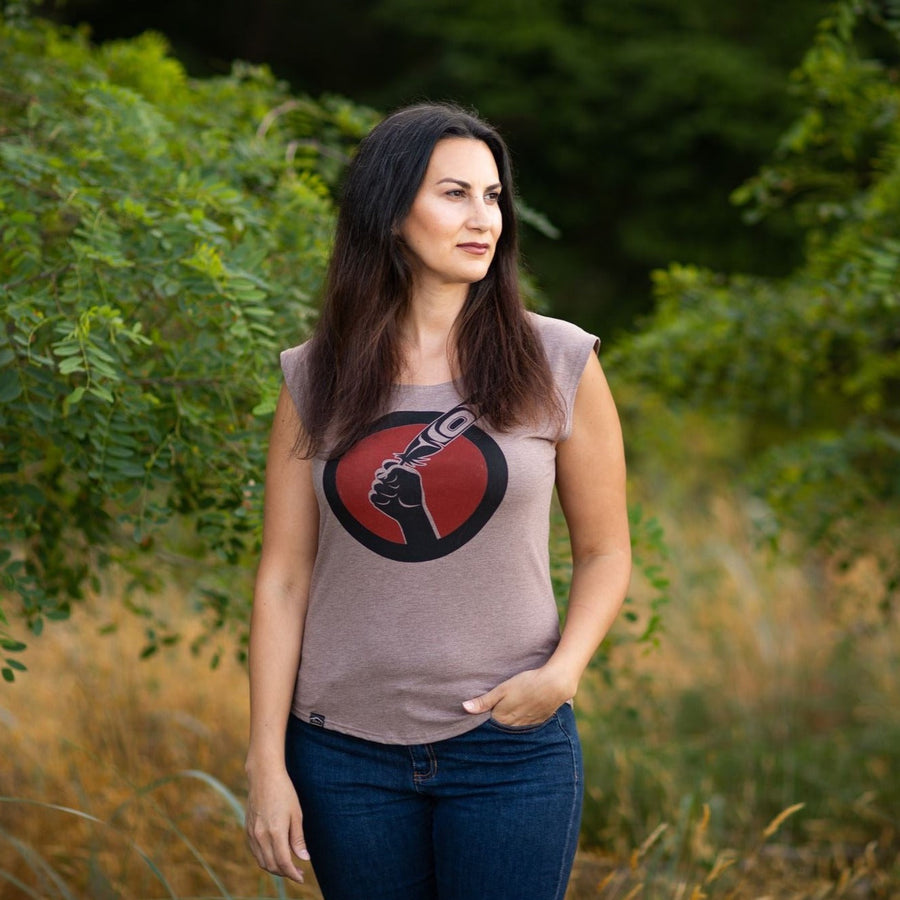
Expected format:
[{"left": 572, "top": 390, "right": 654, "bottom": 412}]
[{"left": 290, "top": 704, "right": 493, "bottom": 745}]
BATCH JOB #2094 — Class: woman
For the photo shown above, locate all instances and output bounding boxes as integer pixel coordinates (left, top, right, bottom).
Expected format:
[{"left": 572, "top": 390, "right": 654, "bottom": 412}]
[{"left": 245, "top": 102, "right": 631, "bottom": 900}]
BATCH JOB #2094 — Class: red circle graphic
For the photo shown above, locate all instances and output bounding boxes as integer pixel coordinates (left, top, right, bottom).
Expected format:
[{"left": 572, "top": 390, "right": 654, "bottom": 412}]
[{"left": 334, "top": 424, "right": 488, "bottom": 543}]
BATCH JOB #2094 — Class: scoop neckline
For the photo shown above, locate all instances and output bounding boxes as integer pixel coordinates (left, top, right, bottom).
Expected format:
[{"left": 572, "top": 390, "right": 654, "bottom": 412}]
[{"left": 393, "top": 379, "right": 458, "bottom": 389}]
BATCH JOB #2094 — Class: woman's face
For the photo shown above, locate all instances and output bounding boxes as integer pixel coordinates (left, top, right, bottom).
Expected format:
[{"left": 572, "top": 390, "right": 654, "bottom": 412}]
[{"left": 400, "top": 138, "right": 503, "bottom": 293}]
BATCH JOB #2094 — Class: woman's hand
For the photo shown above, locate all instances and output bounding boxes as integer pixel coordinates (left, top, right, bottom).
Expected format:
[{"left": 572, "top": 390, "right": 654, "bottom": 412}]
[
  {"left": 462, "top": 664, "right": 575, "bottom": 727},
  {"left": 245, "top": 766, "right": 310, "bottom": 884}
]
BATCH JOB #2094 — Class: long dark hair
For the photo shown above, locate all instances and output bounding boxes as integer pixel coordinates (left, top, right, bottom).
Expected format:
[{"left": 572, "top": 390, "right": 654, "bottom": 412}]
[{"left": 299, "top": 102, "right": 560, "bottom": 458}]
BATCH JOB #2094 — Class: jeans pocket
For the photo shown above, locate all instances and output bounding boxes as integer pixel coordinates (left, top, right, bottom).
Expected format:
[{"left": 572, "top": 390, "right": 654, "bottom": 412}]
[{"left": 486, "top": 710, "right": 559, "bottom": 734}]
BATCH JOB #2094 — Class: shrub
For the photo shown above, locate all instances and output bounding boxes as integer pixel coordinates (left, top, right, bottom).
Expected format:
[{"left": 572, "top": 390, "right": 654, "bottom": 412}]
[{"left": 0, "top": 13, "right": 379, "bottom": 676}]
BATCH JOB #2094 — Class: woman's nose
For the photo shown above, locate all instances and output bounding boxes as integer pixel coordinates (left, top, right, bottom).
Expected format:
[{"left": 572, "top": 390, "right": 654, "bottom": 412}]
[{"left": 467, "top": 200, "right": 492, "bottom": 230}]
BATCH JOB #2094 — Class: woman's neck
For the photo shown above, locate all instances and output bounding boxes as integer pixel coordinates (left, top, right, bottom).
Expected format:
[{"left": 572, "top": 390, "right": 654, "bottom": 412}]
[{"left": 398, "top": 285, "right": 467, "bottom": 385}]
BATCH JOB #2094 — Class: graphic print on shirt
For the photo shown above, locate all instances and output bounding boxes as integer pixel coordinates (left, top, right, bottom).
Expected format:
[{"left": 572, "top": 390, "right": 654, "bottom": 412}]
[{"left": 323, "top": 406, "right": 508, "bottom": 562}]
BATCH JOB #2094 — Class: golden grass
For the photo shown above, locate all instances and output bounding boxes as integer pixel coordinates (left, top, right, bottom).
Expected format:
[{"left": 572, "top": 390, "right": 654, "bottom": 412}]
[
  {"left": 576, "top": 469, "right": 900, "bottom": 897},
  {"left": 0, "top": 580, "right": 319, "bottom": 899},
  {"left": 1, "top": 477, "right": 898, "bottom": 898}
]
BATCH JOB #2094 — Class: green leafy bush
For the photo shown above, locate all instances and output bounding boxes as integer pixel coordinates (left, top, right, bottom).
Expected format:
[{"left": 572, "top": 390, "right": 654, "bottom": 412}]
[
  {"left": 0, "top": 14, "right": 379, "bottom": 677},
  {"left": 610, "top": 0, "right": 900, "bottom": 607},
  {"left": 0, "top": 14, "right": 669, "bottom": 685}
]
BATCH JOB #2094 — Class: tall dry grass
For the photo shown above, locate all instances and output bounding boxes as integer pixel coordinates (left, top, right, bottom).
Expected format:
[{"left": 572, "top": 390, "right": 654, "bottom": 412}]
[
  {"left": 572, "top": 483, "right": 900, "bottom": 897},
  {"left": 569, "top": 400, "right": 900, "bottom": 897},
  {"left": 2, "top": 441, "right": 898, "bottom": 897},
  {"left": 0, "top": 579, "right": 319, "bottom": 899}
]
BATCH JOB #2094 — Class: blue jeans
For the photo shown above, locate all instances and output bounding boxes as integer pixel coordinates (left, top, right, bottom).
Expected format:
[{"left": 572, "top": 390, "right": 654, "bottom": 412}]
[{"left": 284, "top": 704, "right": 583, "bottom": 900}]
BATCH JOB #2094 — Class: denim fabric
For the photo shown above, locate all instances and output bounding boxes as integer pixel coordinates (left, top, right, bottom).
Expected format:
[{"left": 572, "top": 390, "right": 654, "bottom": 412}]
[{"left": 284, "top": 703, "right": 583, "bottom": 900}]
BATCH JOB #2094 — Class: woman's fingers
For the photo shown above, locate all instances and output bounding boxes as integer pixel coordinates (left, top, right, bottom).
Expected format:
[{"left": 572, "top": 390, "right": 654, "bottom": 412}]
[
  {"left": 246, "top": 791, "right": 308, "bottom": 883},
  {"left": 250, "top": 821, "right": 306, "bottom": 883},
  {"left": 290, "top": 814, "right": 311, "bottom": 862}
]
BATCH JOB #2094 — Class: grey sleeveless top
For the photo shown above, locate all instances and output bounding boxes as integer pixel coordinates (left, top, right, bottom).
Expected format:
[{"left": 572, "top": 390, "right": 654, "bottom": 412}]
[{"left": 280, "top": 313, "right": 599, "bottom": 744}]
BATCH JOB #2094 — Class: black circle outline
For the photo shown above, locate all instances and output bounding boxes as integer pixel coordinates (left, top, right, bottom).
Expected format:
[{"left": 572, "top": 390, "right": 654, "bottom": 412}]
[{"left": 323, "top": 410, "right": 508, "bottom": 563}]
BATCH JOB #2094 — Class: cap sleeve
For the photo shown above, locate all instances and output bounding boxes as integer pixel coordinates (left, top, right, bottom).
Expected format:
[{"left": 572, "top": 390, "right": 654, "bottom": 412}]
[
  {"left": 279, "top": 341, "right": 312, "bottom": 425},
  {"left": 529, "top": 313, "right": 600, "bottom": 441}
]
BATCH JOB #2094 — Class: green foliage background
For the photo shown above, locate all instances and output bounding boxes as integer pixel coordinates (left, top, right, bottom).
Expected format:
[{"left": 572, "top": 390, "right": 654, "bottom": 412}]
[
  {"left": 1, "top": 12, "right": 673, "bottom": 680},
  {"left": 0, "top": 14, "right": 378, "bottom": 675},
  {"left": 1, "top": 1, "right": 900, "bottom": 890},
  {"left": 0, "top": 0, "right": 896, "bottom": 714},
  {"left": 47, "top": 0, "right": 827, "bottom": 335},
  {"left": 610, "top": 1, "right": 900, "bottom": 610}
]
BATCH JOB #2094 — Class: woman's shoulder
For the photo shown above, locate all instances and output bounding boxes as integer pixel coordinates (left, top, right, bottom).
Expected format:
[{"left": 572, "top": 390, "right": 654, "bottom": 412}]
[{"left": 526, "top": 311, "right": 600, "bottom": 364}]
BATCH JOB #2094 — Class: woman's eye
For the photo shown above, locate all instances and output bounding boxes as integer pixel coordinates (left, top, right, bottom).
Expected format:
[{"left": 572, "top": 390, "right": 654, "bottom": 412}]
[
  {"left": 446, "top": 189, "right": 465, "bottom": 198},
  {"left": 485, "top": 191, "right": 501, "bottom": 203}
]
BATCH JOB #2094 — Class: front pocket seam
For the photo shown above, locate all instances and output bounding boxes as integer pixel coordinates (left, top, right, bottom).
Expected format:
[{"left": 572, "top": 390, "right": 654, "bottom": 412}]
[{"left": 487, "top": 711, "right": 558, "bottom": 734}]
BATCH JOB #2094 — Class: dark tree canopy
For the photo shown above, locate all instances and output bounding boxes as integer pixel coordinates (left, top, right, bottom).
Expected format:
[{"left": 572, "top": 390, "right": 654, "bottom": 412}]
[{"left": 43, "top": 0, "right": 827, "bottom": 334}]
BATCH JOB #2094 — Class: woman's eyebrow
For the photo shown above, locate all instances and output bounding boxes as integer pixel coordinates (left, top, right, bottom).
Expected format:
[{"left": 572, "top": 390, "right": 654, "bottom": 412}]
[{"left": 436, "top": 177, "right": 503, "bottom": 191}]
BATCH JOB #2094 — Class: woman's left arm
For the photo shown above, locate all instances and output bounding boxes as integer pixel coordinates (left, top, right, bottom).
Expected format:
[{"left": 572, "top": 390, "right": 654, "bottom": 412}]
[{"left": 463, "top": 353, "right": 631, "bottom": 725}]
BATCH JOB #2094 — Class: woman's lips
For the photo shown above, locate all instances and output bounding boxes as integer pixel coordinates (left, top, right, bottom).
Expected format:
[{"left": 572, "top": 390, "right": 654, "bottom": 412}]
[{"left": 457, "top": 243, "right": 490, "bottom": 255}]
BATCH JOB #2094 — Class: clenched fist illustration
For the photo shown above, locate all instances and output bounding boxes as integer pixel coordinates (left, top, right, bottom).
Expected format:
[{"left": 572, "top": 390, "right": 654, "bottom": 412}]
[{"left": 369, "top": 459, "right": 439, "bottom": 546}]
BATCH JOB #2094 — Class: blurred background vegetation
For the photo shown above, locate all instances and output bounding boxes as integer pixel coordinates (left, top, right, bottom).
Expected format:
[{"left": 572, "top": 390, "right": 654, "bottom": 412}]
[
  {"left": 30, "top": 0, "right": 829, "bottom": 335},
  {"left": 1, "top": 0, "right": 899, "bottom": 897}
]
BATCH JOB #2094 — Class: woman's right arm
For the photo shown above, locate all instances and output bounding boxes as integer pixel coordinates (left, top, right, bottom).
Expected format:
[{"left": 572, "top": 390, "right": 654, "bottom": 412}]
[{"left": 245, "top": 384, "right": 319, "bottom": 884}]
